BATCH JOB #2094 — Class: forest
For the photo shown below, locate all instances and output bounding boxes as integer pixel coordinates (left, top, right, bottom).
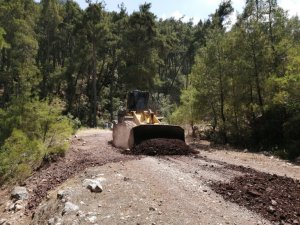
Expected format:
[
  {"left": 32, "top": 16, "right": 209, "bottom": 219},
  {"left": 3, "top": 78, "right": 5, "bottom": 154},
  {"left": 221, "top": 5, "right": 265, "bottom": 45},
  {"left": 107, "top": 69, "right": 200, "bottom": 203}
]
[{"left": 0, "top": 0, "right": 299, "bottom": 183}]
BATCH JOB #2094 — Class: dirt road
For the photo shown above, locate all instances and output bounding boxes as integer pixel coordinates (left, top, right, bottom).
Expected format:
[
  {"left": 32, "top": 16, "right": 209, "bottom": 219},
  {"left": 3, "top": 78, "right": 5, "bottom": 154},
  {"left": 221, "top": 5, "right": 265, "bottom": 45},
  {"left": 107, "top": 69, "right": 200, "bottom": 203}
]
[{"left": 1, "top": 129, "right": 299, "bottom": 225}]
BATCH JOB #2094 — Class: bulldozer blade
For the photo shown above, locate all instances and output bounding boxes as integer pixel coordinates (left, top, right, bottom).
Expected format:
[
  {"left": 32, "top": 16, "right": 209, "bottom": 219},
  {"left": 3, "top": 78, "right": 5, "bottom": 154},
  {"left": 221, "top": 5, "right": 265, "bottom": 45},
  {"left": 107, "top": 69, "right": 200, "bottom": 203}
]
[{"left": 128, "top": 124, "right": 185, "bottom": 149}]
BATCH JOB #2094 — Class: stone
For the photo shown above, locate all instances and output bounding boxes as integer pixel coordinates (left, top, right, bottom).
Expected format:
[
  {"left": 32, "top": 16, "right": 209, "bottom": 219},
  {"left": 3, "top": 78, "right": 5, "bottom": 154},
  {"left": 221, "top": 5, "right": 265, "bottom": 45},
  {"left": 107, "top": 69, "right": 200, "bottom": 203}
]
[
  {"left": 76, "top": 210, "right": 85, "bottom": 217},
  {"left": 246, "top": 190, "right": 262, "bottom": 197},
  {"left": 267, "top": 206, "right": 276, "bottom": 213},
  {"left": 7, "top": 201, "right": 23, "bottom": 212},
  {"left": 8, "top": 203, "right": 15, "bottom": 211},
  {"left": 14, "top": 203, "right": 23, "bottom": 211},
  {"left": 149, "top": 207, "right": 156, "bottom": 211},
  {"left": 11, "top": 186, "right": 28, "bottom": 200},
  {"left": 57, "top": 190, "right": 66, "bottom": 199},
  {"left": 83, "top": 179, "right": 103, "bottom": 193},
  {"left": 62, "top": 202, "right": 79, "bottom": 215},
  {"left": 48, "top": 216, "right": 62, "bottom": 225},
  {"left": 87, "top": 216, "right": 97, "bottom": 223},
  {"left": 0, "top": 219, "right": 7, "bottom": 225},
  {"left": 271, "top": 199, "right": 277, "bottom": 206},
  {"left": 48, "top": 218, "right": 55, "bottom": 225}
]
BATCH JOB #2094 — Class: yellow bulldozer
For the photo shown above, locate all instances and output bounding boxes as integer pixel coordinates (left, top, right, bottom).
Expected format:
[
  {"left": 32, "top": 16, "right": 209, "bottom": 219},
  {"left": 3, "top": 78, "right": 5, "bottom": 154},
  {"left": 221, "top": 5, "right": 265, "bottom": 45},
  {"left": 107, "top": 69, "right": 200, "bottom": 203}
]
[{"left": 112, "top": 90, "right": 185, "bottom": 150}]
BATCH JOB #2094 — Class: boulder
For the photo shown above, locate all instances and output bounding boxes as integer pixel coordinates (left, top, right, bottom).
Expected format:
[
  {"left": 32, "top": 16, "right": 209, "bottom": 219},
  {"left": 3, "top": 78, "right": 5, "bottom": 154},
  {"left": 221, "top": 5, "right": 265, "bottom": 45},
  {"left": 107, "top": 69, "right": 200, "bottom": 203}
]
[
  {"left": 11, "top": 186, "right": 28, "bottom": 200},
  {"left": 62, "top": 202, "right": 79, "bottom": 215},
  {"left": 83, "top": 179, "right": 103, "bottom": 193}
]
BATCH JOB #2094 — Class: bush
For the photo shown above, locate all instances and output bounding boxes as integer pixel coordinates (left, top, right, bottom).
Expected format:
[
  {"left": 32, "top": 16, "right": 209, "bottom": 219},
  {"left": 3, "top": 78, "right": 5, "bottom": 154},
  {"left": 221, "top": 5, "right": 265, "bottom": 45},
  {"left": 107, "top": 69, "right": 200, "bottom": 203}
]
[
  {"left": 0, "top": 129, "right": 44, "bottom": 183},
  {"left": 251, "top": 105, "right": 287, "bottom": 149},
  {"left": 283, "top": 114, "right": 300, "bottom": 160},
  {"left": 0, "top": 98, "right": 76, "bottom": 184}
]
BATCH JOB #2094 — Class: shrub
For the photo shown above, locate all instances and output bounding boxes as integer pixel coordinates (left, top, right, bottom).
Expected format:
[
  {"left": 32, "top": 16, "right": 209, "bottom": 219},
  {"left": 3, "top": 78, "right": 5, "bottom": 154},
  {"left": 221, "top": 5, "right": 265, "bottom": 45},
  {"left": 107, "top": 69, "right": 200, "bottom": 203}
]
[
  {"left": 0, "top": 129, "right": 44, "bottom": 184},
  {"left": 0, "top": 98, "right": 76, "bottom": 184},
  {"left": 283, "top": 114, "right": 300, "bottom": 160}
]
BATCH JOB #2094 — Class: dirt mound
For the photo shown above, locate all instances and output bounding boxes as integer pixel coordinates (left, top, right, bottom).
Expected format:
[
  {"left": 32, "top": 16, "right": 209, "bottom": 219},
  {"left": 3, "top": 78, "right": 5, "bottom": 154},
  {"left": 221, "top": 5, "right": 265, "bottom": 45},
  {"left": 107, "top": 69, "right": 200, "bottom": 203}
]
[
  {"left": 131, "top": 138, "right": 193, "bottom": 155},
  {"left": 211, "top": 169, "right": 300, "bottom": 224}
]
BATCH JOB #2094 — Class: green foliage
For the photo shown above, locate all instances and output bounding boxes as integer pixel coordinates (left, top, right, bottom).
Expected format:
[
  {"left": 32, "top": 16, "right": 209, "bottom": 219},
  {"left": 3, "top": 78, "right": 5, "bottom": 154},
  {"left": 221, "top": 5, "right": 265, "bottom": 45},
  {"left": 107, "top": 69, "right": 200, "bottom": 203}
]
[
  {"left": 0, "top": 129, "right": 44, "bottom": 184},
  {"left": 173, "top": 0, "right": 300, "bottom": 158},
  {"left": 0, "top": 27, "right": 9, "bottom": 49},
  {"left": 0, "top": 99, "right": 75, "bottom": 184},
  {"left": 121, "top": 3, "right": 159, "bottom": 90}
]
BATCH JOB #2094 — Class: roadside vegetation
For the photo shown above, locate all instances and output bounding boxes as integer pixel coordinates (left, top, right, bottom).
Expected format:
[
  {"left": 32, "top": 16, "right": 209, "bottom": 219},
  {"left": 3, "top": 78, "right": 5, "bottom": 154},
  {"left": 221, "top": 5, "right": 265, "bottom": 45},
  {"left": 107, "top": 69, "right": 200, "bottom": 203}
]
[
  {"left": 0, "top": 99, "right": 76, "bottom": 184},
  {"left": 171, "top": 1, "right": 300, "bottom": 160},
  {"left": 0, "top": 0, "right": 299, "bottom": 183}
]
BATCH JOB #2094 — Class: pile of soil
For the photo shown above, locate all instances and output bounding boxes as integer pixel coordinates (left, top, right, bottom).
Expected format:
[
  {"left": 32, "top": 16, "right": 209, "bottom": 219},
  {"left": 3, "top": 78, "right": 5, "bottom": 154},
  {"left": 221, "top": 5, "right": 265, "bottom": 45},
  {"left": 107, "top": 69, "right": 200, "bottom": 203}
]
[
  {"left": 211, "top": 169, "right": 300, "bottom": 224},
  {"left": 131, "top": 138, "right": 193, "bottom": 155}
]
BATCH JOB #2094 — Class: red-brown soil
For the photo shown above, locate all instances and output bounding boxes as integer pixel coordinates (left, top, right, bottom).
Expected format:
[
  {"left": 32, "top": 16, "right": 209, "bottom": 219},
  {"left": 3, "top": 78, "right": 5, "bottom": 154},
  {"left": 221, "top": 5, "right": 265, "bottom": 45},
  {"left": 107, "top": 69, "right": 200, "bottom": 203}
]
[
  {"left": 131, "top": 138, "right": 192, "bottom": 155},
  {"left": 24, "top": 130, "right": 138, "bottom": 213},
  {"left": 211, "top": 165, "right": 300, "bottom": 224}
]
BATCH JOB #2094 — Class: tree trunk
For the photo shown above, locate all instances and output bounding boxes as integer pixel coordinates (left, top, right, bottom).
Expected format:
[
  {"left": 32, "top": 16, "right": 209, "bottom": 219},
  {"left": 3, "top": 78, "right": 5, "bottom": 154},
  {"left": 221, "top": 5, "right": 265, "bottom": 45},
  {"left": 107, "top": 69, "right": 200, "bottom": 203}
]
[
  {"left": 209, "top": 100, "right": 218, "bottom": 131},
  {"left": 217, "top": 44, "right": 227, "bottom": 143},
  {"left": 250, "top": 41, "right": 264, "bottom": 114},
  {"left": 109, "top": 73, "right": 114, "bottom": 122},
  {"left": 91, "top": 41, "right": 97, "bottom": 127},
  {"left": 267, "top": 0, "right": 278, "bottom": 74}
]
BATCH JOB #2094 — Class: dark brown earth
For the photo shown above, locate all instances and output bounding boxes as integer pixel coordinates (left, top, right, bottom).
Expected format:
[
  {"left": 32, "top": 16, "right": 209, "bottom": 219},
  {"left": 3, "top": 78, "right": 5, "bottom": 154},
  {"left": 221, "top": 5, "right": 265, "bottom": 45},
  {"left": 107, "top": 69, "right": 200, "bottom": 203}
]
[
  {"left": 24, "top": 130, "right": 139, "bottom": 213},
  {"left": 131, "top": 138, "right": 192, "bottom": 155},
  {"left": 211, "top": 165, "right": 300, "bottom": 225}
]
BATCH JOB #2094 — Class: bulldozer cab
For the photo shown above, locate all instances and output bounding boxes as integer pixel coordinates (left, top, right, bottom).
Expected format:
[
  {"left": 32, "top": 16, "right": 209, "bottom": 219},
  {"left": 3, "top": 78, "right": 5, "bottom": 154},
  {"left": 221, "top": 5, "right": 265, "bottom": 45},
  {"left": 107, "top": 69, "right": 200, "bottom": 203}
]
[{"left": 127, "top": 90, "right": 149, "bottom": 112}]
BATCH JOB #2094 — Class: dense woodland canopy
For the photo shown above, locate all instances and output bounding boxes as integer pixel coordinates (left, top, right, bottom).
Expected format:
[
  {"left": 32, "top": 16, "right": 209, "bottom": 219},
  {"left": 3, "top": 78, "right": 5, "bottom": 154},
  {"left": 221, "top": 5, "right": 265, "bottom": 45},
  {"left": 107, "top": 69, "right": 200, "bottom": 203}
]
[{"left": 0, "top": 0, "right": 299, "bottom": 183}]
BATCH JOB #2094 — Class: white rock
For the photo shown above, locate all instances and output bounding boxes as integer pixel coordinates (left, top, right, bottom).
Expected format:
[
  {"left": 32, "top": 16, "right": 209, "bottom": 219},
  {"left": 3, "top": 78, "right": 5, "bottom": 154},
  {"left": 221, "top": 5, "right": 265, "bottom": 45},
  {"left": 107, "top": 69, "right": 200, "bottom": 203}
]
[
  {"left": 62, "top": 202, "right": 79, "bottom": 215},
  {"left": 83, "top": 179, "right": 103, "bottom": 193},
  {"left": 0, "top": 219, "right": 7, "bottom": 225},
  {"left": 87, "top": 216, "right": 97, "bottom": 223},
  {"left": 48, "top": 218, "right": 55, "bottom": 225},
  {"left": 267, "top": 206, "right": 275, "bottom": 213},
  {"left": 76, "top": 210, "right": 85, "bottom": 218},
  {"left": 48, "top": 216, "right": 62, "bottom": 225},
  {"left": 57, "top": 190, "right": 66, "bottom": 199},
  {"left": 271, "top": 199, "right": 277, "bottom": 206},
  {"left": 14, "top": 203, "right": 23, "bottom": 211},
  {"left": 8, "top": 203, "right": 15, "bottom": 211},
  {"left": 11, "top": 186, "right": 28, "bottom": 200}
]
